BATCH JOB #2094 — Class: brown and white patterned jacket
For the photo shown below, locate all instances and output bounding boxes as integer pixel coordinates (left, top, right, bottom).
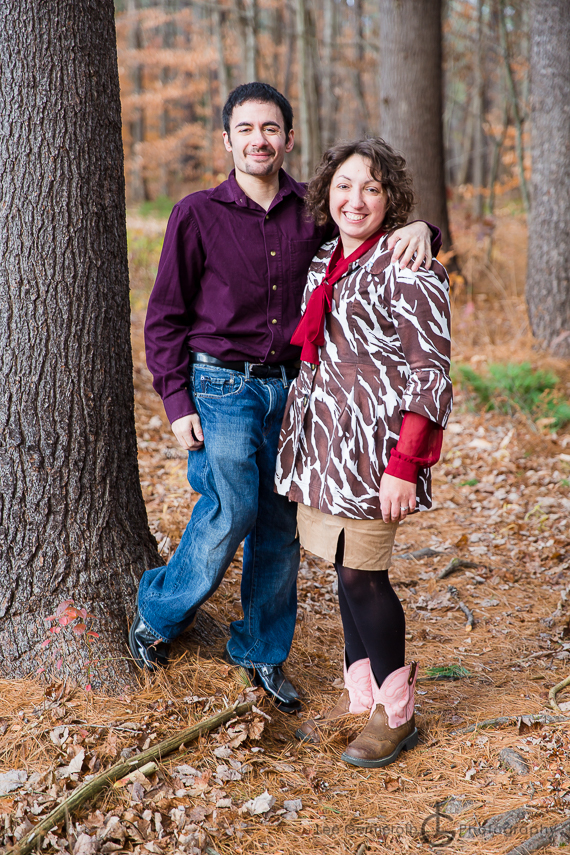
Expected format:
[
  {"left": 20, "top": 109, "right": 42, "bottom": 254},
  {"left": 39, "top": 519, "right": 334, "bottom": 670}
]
[{"left": 275, "top": 234, "right": 452, "bottom": 519}]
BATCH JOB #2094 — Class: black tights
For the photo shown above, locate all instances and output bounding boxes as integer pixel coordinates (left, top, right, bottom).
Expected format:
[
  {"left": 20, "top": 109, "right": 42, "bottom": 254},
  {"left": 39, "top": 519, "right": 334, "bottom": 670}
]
[{"left": 335, "top": 532, "right": 405, "bottom": 687}]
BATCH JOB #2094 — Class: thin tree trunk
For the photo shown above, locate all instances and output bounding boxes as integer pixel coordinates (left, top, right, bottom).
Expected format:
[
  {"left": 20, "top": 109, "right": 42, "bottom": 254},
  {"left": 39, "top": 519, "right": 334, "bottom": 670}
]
[
  {"left": 352, "top": 0, "right": 369, "bottom": 138},
  {"left": 283, "top": 4, "right": 295, "bottom": 100},
  {"left": 526, "top": 0, "right": 570, "bottom": 354},
  {"left": 498, "top": 0, "right": 530, "bottom": 212},
  {"left": 236, "top": 0, "right": 257, "bottom": 82},
  {"left": 128, "top": 0, "right": 149, "bottom": 202},
  {"left": 320, "top": 0, "right": 338, "bottom": 148},
  {"left": 0, "top": 0, "right": 161, "bottom": 689},
  {"left": 472, "top": 0, "right": 485, "bottom": 218},
  {"left": 296, "top": 0, "right": 321, "bottom": 180},
  {"left": 159, "top": 0, "right": 177, "bottom": 198},
  {"left": 377, "top": 0, "right": 453, "bottom": 252},
  {"left": 213, "top": 6, "right": 230, "bottom": 107},
  {"left": 487, "top": 101, "right": 508, "bottom": 216},
  {"left": 457, "top": 92, "right": 474, "bottom": 187}
]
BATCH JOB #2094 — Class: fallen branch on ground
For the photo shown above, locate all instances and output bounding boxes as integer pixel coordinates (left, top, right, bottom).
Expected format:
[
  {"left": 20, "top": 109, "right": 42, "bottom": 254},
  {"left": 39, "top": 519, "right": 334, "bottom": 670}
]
[
  {"left": 452, "top": 712, "right": 570, "bottom": 734},
  {"left": 548, "top": 674, "right": 570, "bottom": 714},
  {"left": 457, "top": 600, "right": 475, "bottom": 628},
  {"left": 395, "top": 547, "right": 444, "bottom": 560},
  {"left": 504, "top": 816, "right": 570, "bottom": 855},
  {"left": 7, "top": 698, "right": 255, "bottom": 855},
  {"left": 438, "top": 557, "right": 481, "bottom": 579}
]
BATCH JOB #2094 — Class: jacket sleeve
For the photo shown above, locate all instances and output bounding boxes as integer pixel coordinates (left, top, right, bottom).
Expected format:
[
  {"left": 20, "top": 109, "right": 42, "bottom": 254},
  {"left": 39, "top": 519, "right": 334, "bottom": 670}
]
[
  {"left": 144, "top": 205, "right": 205, "bottom": 423},
  {"left": 389, "top": 260, "right": 453, "bottom": 427},
  {"left": 384, "top": 411, "right": 444, "bottom": 483}
]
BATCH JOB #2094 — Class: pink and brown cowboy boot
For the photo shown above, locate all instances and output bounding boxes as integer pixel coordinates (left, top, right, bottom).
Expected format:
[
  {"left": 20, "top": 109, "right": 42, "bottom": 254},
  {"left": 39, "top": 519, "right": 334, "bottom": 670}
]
[
  {"left": 296, "top": 655, "right": 373, "bottom": 744},
  {"left": 341, "top": 662, "right": 419, "bottom": 767}
]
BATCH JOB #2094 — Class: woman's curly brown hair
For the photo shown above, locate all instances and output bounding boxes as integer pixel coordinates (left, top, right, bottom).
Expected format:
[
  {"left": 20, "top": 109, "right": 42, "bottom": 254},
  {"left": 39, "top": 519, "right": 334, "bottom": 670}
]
[{"left": 304, "top": 138, "right": 415, "bottom": 231}]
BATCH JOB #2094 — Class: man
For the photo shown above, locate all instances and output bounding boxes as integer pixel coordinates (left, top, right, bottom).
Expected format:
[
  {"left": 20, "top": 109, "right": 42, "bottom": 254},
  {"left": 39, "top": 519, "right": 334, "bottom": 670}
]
[{"left": 129, "top": 82, "right": 438, "bottom": 712}]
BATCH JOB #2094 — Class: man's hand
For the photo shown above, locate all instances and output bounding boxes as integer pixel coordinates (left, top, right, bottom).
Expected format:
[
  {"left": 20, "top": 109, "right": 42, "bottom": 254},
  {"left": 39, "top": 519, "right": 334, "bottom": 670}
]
[
  {"left": 387, "top": 221, "right": 432, "bottom": 271},
  {"left": 171, "top": 414, "right": 204, "bottom": 450},
  {"left": 379, "top": 472, "right": 416, "bottom": 523}
]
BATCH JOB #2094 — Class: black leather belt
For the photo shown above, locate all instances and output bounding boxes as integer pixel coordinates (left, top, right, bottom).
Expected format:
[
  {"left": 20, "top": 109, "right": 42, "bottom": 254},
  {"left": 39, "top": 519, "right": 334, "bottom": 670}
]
[{"left": 189, "top": 351, "right": 300, "bottom": 379}]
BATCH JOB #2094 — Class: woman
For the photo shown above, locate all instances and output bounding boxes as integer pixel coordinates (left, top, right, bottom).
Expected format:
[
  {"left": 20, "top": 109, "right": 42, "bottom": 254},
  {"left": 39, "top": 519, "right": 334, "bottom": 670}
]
[{"left": 275, "top": 138, "right": 452, "bottom": 768}]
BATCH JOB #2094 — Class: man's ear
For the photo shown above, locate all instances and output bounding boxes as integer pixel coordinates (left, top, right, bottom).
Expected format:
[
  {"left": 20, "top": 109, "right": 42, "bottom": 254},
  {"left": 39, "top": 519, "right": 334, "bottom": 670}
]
[
  {"left": 285, "top": 129, "right": 295, "bottom": 153},
  {"left": 223, "top": 130, "right": 232, "bottom": 153}
]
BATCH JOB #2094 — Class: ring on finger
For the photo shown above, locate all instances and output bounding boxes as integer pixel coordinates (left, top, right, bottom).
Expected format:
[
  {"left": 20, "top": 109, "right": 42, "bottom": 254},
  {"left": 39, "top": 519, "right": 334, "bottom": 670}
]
[{"left": 400, "top": 506, "right": 409, "bottom": 512}]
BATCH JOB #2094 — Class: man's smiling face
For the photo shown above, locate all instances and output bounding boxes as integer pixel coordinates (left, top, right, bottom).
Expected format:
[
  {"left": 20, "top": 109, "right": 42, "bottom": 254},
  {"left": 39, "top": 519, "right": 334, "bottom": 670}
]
[{"left": 223, "top": 100, "right": 294, "bottom": 179}]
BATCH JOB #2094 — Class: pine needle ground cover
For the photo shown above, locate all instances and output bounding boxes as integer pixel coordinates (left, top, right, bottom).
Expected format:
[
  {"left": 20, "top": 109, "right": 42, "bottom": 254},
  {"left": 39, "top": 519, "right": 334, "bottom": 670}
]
[{"left": 1, "top": 208, "right": 569, "bottom": 855}]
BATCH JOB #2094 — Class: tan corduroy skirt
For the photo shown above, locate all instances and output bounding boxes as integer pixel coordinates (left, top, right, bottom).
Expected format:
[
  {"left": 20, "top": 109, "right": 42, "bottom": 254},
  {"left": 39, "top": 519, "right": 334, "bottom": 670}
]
[{"left": 297, "top": 503, "right": 399, "bottom": 571}]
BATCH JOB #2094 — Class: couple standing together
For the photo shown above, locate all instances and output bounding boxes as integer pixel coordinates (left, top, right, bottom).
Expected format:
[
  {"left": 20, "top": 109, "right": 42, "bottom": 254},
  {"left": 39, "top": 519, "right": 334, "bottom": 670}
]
[{"left": 129, "top": 82, "right": 453, "bottom": 769}]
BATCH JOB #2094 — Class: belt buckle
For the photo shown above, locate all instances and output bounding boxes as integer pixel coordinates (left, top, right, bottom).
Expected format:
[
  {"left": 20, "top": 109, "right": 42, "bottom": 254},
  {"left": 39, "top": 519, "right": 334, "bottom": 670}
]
[{"left": 248, "top": 362, "right": 268, "bottom": 377}]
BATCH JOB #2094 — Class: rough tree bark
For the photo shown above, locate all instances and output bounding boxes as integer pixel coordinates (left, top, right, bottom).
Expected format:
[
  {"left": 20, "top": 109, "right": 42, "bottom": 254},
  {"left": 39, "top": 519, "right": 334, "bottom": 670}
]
[
  {"left": 377, "top": 0, "right": 453, "bottom": 252},
  {"left": 526, "top": 0, "right": 570, "bottom": 355},
  {"left": 0, "top": 0, "right": 162, "bottom": 689}
]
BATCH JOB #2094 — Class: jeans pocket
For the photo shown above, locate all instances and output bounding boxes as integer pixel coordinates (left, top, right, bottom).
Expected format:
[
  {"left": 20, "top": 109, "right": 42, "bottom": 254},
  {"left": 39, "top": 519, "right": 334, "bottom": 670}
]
[{"left": 192, "top": 367, "right": 245, "bottom": 399}]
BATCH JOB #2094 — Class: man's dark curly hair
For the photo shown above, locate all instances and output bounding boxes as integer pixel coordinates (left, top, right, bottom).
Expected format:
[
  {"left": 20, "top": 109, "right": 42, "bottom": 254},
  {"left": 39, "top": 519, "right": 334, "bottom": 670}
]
[{"left": 304, "top": 138, "right": 415, "bottom": 231}]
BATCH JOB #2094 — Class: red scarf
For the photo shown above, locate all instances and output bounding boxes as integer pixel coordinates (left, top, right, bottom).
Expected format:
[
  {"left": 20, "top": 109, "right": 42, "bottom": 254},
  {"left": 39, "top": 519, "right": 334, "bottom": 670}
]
[{"left": 290, "top": 229, "right": 386, "bottom": 364}]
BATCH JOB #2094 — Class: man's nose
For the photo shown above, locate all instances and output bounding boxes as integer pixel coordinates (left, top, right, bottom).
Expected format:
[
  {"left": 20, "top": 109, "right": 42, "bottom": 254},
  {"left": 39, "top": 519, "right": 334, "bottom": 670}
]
[{"left": 250, "top": 128, "right": 268, "bottom": 147}]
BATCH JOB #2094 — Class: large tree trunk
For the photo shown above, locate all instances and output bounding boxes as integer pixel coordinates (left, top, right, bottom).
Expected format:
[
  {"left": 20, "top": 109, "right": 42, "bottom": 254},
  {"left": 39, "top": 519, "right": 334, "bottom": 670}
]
[
  {"left": 526, "top": 0, "right": 570, "bottom": 355},
  {"left": 377, "top": 0, "right": 453, "bottom": 251},
  {"left": 0, "top": 0, "right": 162, "bottom": 689}
]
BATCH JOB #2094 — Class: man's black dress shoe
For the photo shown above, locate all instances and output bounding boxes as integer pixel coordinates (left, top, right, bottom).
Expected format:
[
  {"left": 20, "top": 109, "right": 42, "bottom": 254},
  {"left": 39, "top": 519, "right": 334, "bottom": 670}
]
[
  {"left": 128, "top": 611, "right": 170, "bottom": 671},
  {"left": 224, "top": 648, "right": 302, "bottom": 713}
]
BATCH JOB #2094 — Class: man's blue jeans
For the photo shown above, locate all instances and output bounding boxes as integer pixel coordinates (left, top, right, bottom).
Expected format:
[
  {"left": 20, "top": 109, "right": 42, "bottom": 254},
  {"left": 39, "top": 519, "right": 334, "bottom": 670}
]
[{"left": 137, "top": 363, "right": 299, "bottom": 666}]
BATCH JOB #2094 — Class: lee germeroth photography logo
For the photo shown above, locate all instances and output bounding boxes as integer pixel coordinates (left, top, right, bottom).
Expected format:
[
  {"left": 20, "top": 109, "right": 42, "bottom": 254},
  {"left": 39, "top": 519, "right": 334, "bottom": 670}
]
[
  {"left": 421, "top": 801, "right": 456, "bottom": 847},
  {"left": 312, "top": 801, "right": 553, "bottom": 847}
]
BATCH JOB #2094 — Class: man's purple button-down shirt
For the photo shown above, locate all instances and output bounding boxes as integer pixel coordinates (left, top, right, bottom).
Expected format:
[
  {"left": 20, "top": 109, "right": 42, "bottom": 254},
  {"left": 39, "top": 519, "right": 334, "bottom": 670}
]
[
  {"left": 145, "top": 169, "right": 330, "bottom": 422},
  {"left": 144, "top": 168, "right": 441, "bottom": 424}
]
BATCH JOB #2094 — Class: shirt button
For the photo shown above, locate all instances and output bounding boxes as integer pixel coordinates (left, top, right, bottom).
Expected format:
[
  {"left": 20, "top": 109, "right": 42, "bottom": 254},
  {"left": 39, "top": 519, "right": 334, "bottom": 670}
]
[
  {"left": 266, "top": 215, "right": 269, "bottom": 220},
  {"left": 270, "top": 251, "right": 276, "bottom": 257},
  {"left": 271, "top": 350, "right": 275, "bottom": 355},
  {"left": 272, "top": 285, "right": 277, "bottom": 291},
  {"left": 271, "top": 318, "right": 277, "bottom": 324}
]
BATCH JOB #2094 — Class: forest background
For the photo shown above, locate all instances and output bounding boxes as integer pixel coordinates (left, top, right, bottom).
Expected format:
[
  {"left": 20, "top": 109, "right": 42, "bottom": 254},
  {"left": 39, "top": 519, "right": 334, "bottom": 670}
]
[{"left": 119, "top": 0, "right": 528, "bottom": 216}]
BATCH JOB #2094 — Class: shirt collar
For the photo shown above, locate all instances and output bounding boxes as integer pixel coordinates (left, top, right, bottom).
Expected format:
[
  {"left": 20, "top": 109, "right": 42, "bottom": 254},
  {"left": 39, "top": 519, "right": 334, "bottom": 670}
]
[{"left": 209, "top": 168, "right": 306, "bottom": 207}]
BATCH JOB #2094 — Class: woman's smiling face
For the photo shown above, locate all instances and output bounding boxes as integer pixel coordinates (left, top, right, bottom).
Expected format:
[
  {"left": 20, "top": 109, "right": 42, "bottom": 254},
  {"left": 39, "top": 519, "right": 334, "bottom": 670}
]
[{"left": 328, "top": 154, "right": 388, "bottom": 253}]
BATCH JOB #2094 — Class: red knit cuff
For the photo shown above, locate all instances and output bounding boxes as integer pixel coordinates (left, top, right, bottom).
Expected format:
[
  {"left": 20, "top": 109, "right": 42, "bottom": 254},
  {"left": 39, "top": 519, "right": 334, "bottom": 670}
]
[{"left": 385, "top": 451, "right": 420, "bottom": 483}]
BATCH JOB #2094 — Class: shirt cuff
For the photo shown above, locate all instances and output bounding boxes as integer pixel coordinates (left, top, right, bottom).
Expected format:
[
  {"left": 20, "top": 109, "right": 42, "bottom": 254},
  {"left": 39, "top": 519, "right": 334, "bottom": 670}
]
[
  {"left": 163, "top": 389, "right": 196, "bottom": 424},
  {"left": 385, "top": 450, "right": 420, "bottom": 483}
]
